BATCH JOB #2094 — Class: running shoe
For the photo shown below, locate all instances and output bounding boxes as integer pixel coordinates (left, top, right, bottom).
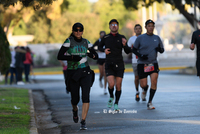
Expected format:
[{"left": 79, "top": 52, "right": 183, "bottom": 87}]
[
  {"left": 114, "top": 104, "right": 119, "bottom": 111},
  {"left": 99, "top": 80, "right": 103, "bottom": 88},
  {"left": 147, "top": 103, "right": 155, "bottom": 110},
  {"left": 80, "top": 120, "right": 87, "bottom": 130},
  {"left": 107, "top": 98, "right": 114, "bottom": 108},
  {"left": 72, "top": 109, "right": 79, "bottom": 123},
  {"left": 135, "top": 92, "right": 140, "bottom": 102}
]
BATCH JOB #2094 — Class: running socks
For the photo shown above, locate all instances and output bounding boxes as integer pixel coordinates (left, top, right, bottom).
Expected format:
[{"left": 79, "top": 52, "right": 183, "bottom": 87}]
[
  {"left": 108, "top": 87, "right": 114, "bottom": 98},
  {"left": 114, "top": 90, "right": 121, "bottom": 105},
  {"left": 148, "top": 88, "right": 156, "bottom": 103}
]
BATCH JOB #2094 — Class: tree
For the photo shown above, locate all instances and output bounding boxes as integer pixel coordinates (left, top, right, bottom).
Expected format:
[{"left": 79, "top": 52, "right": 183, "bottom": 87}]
[
  {"left": 0, "top": 25, "right": 11, "bottom": 74},
  {"left": 1, "top": 0, "right": 57, "bottom": 7},
  {"left": 93, "top": 0, "right": 137, "bottom": 34},
  {"left": 0, "top": 0, "right": 66, "bottom": 73},
  {"left": 122, "top": 0, "right": 200, "bottom": 29}
]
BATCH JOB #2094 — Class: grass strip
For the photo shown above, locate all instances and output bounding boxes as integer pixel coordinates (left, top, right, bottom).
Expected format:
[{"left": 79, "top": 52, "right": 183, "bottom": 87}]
[{"left": 0, "top": 88, "right": 30, "bottom": 134}]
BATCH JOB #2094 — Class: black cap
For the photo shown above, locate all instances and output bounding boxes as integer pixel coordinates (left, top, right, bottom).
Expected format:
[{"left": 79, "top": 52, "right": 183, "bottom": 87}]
[
  {"left": 109, "top": 19, "right": 119, "bottom": 25},
  {"left": 72, "top": 22, "right": 84, "bottom": 31},
  {"left": 145, "top": 19, "right": 155, "bottom": 26}
]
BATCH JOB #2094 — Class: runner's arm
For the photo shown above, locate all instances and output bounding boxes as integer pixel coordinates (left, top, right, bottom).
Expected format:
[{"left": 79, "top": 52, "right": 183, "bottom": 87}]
[
  {"left": 87, "top": 47, "right": 98, "bottom": 59},
  {"left": 132, "top": 47, "right": 148, "bottom": 60}
]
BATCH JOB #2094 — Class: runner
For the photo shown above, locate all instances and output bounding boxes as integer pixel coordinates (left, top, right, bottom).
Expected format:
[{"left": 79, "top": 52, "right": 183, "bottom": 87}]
[
  {"left": 127, "top": 24, "right": 142, "bottom": 102},
  {"left": 132, "top": 19, "right": 164, "bottom": 109},
  {"left": 92, "top": 31, "right": 107, "bottom": 94},
  {"left": 190, "top": 20, "right": 200, "bottom": 78},
  {"left": 57, "top": 22, "right": 98, "bottom": 130},
  {"left": 98, "top": 19, "right": 131, "bottom": 111}
]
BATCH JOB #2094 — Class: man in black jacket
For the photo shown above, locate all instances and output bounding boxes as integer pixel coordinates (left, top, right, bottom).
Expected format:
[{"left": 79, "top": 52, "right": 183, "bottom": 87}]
[{"left": 98, "top": 19, "right": 131, "bottom": 111}]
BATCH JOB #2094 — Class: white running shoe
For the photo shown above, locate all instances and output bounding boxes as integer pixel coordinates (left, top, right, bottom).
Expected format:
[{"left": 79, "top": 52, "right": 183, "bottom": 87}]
[{"left": 147, "top": 103, "right": 155, "bottom": 110}]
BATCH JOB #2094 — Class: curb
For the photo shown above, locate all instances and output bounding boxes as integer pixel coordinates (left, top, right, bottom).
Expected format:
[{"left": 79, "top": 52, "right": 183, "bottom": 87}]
[
  {"left": 33, "top": 67, "right": 187, "bottom": 75},
  {"left": 29, "top": 89, "right": 38, "bottom": 134}
]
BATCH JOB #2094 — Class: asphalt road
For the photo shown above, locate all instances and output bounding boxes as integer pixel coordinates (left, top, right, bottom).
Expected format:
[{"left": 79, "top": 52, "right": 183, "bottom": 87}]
[{"left": 1, "top": 70, "right": 200, "bottom": 134}]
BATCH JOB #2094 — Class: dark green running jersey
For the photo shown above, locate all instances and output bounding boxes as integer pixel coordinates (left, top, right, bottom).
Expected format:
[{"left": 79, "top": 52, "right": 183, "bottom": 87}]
[{"left": 62, "top": 36, "right": 92, "bottom": 70}]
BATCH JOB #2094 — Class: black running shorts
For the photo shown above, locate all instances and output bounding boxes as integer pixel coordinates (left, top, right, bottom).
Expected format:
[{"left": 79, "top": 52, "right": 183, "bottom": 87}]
[
  {"left": 97, "top": 59, "right": 105, "bottom": 65},
  {"left": 105, "top": 62, "right": 124, "bottom": 78},
  {"left": 137, "top": 63, "right": 159, "bottom": 79}
]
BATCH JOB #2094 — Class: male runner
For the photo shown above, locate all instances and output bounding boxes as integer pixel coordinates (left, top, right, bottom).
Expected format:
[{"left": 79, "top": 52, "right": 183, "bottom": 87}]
[{"left": 132, "top": 19, "right": 164, "bottom": 109}]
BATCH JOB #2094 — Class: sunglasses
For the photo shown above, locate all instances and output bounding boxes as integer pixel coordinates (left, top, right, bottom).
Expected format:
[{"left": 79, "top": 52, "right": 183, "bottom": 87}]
[
  {"left": 111, "top": 24, "right": 118, "bottom": 26},
  {"left": 74, "top": 29, "right": 83, "bottom": 32}
]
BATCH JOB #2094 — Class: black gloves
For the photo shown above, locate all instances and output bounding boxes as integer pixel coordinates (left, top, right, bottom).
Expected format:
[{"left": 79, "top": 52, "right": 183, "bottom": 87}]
[
  {"left": 87, "top": 52, "right": 93, "bottom": 58},
  {"left": 66, "top": 55, "right": 82, "bottom": 62},
  {"left": 87, "top": 48, "right": 98, "bottom": 60},
  {"left": 156, "top": 44, "right": 164, "bottom": 53}
]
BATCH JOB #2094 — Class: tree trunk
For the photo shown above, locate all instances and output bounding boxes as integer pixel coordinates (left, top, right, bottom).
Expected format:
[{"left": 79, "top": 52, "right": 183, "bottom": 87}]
[{"left": 173, "top": 0, "right": 198, "bottom": 28}]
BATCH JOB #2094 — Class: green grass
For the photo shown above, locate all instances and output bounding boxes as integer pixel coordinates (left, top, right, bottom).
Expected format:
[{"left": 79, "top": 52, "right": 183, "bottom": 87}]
[{"left": 0, "top": 88, "right": 30, "bottom": 134}]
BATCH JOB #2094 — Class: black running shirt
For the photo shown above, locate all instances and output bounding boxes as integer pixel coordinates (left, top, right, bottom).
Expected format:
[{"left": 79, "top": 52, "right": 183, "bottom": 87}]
[{"left": 191, "top": 30, "right": 200, "bottom": 58}]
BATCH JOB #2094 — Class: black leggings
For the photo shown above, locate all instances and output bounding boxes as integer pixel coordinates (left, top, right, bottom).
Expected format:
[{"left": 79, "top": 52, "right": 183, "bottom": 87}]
[{"left": 70, "top": 74, "right": 91, "bottom": 105}]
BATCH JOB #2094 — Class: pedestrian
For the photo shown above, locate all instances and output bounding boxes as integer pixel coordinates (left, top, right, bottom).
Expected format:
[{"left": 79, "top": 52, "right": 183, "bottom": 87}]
[
  {"left": 132, "top": 19, "right": 164, "bottom": 110},
  {"left": 30, "top": 50, "right": 35, "bottom": 80},
  {"left": 127, "top": 24, "right": 142, "bottom": 102},
  {"left": 57, "top": 22, "right": 98, "bottom": 130},
  {"left": 23, "top": 46, "right": 33, "bottom": 83},
  {"left": 9, "top": 46, "right": 18, "bottom": 84},
  {"left": 98, "top": 19, "right": 131, "bottom": 111},
  {"left": 15, "top": 46, "right": 26, "bottom": 85},
  {"left": 5, "top": 47, "right": 17, "bottom": 85},
  {"left": 190, "top": 20, "right": 200, "bottom": 78},
  {"left": 92, "top": 31, "right": 107, "bottom": 95}
]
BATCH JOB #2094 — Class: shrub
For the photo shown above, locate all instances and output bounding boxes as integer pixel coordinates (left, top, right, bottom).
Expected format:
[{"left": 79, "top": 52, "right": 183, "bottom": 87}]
[{"left": 0, "top": 25, "right": 11, "bottom": 74}]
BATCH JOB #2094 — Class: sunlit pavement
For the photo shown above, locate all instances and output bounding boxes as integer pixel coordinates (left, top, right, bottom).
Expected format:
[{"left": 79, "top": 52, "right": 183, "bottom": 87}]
[{"left": 1, "top": 70, "right": 200, "bottom": 134}]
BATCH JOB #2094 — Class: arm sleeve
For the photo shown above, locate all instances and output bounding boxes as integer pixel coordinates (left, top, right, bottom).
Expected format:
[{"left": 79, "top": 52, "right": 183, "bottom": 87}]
[
  {"left": 191, "top": 32, "right": 196, "bottom": 44},
  {"left": 92, "top": 40, "right": 99, "bottom": 51},
  {"left": 122, "top": 35, "right": 131, "bottom": 54},
  {"left": 57, "top": 39, "right": 70, "bottom": 60},
  {"left": 123, "top": 44, "right": 132, "bottom": 54},
  {"left": 158, "top": 37, "right": 165, "bottom": 53},
  {"left": 98, "top": 36, "right": 105, "bottom": 52},
  {"left": 132, "top": 46, "right": 142, "bottom": 57}
]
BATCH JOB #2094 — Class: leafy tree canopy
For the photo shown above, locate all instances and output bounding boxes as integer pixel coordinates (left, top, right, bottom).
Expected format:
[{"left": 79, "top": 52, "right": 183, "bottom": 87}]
[
  {"left": 1, "top": 0, "right": 57, "bottom": 8},
  {"left": 122, "top": 0, "right": 200, "bottom": 28}
]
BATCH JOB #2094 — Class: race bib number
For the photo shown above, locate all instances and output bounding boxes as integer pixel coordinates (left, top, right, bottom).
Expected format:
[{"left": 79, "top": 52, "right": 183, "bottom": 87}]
[{"left": 144, "top": 64, "right": 154, "bottom": 72}]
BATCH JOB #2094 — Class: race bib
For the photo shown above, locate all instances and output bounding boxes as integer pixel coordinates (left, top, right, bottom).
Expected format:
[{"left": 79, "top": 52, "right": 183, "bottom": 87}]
[{"left": 144, "top": 64, "right": 154, "bottom": 72}]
